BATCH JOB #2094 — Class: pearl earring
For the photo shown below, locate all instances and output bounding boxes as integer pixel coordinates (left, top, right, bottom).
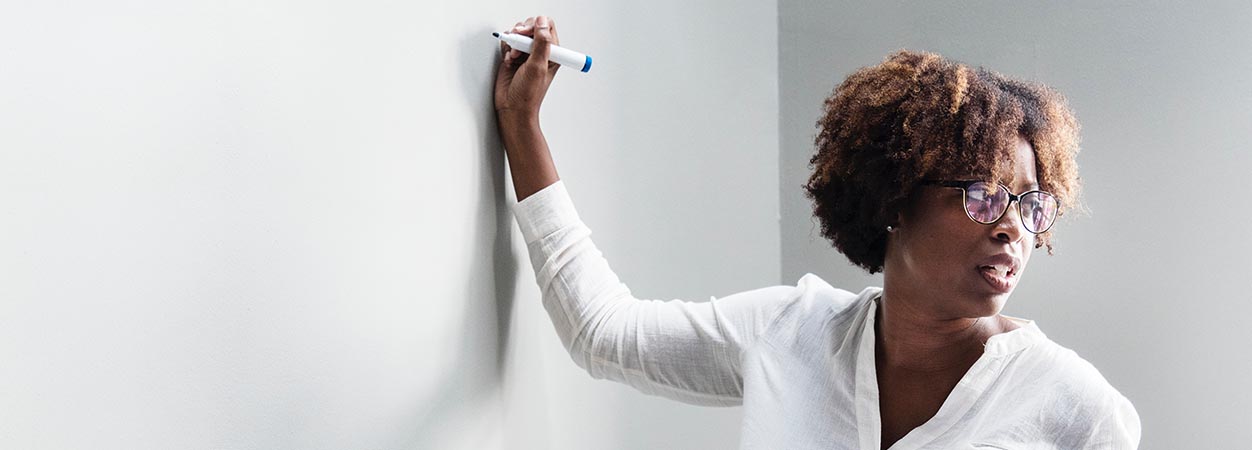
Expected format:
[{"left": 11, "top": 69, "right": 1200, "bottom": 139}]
[{"left": 886, "top": 225, "right": 895, "bottom": 232}]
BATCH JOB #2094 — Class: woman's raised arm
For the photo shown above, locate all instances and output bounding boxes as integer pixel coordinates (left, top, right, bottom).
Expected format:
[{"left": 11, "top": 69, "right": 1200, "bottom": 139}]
[
  {"left": 510, "top": 180, "right": 798, "bottom": 405},
  {"left": 493, "top": 16, "right": 804, "bottom": 405},
  {"left": 494, "top": 15, "right": 561, "bottom": 202}
]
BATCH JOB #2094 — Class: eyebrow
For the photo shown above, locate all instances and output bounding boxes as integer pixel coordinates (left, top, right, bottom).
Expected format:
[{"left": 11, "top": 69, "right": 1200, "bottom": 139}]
[
  {"left": 965, "top": 177, "right": 1042, "bottom": 191},
  {"left": 995, "top": 180, "right": 1040, "bottom": 191}
]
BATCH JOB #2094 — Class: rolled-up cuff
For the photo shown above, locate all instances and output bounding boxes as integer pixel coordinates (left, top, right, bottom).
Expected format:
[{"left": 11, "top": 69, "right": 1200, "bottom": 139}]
[{"left": 510, "top": 180, "right": 581, "bottom": 244}]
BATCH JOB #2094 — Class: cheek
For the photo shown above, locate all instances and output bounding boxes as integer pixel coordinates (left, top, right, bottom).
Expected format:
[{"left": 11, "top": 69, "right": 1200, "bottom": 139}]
[
  {"left": 909, "top": 196, "right": 971, "bottom": 232},
  {"left": 929, "top": 208, "right": 985, "bottom": 243},
  {"left": 908, "top": 214, "right": 981, "bottom": 264},
  {"left": 901, "top": 196, "right": 985, "bottom": 264}
]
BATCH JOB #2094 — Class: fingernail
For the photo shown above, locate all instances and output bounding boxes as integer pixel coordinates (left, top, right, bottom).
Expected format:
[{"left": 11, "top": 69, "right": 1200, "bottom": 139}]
[{"left": 537, "top": 16, "right": 548, "bottom": 27}]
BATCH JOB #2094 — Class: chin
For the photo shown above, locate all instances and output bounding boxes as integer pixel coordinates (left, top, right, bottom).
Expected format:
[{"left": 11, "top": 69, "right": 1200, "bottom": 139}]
[{"left": 964, "top": 292, "right": 1011, "bottom": 318}]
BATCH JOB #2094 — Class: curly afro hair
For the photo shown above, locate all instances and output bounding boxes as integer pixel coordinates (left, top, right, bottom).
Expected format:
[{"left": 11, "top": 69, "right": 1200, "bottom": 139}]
[{"left": 803, "top": 49, "right": 1083, "bottom": 274}]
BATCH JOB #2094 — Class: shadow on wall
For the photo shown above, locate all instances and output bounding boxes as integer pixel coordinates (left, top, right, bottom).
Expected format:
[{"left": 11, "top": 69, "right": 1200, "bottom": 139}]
[{"left": 409, "top": 28, "right": 518, "bottom": 448}]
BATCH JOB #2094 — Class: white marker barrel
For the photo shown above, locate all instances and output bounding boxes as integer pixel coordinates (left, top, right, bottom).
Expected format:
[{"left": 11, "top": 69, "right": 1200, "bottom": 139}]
[{"left": 493, "top": 32, "right": 593, "bottom": 73}]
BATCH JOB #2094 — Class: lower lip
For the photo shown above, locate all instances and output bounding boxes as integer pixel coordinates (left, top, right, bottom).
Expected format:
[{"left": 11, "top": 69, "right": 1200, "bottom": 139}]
[{"left": 979, "top": 267, "right": 1016, "bottom": 293}]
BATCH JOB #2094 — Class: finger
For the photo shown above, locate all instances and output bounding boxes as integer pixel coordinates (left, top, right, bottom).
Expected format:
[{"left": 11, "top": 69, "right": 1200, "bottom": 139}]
[
  {"left": 532, "top": 15, "right": 550, "bottom": 34},
  {"left": 512, "top": 17, "right": 532, "bottom": 37},
  {"left": 550, "top": 18, "right": 565, "bottom": 73},
  {"left": 528, "top": 16, "right": 554, "bottom": 69},
  {"left": 510, "top": 21, "right": 527, "bottom": 42},
  {"left": 548, "top": 18, "right": 560, "bottom": 47},
  {"left": 505, "top": 24, "right": 524, "bottom": 60},
  {"left": 506, "top": 19, "right": 535, "bottom": 62},
  {"left": 501, "top": 22, "right": 524, "bottom": 57}
]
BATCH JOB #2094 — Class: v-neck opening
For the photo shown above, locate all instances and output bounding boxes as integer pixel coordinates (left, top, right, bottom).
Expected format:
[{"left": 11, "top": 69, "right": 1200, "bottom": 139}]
[{"left": 853, "top": 291, "right": 1039, "bottom": 450}]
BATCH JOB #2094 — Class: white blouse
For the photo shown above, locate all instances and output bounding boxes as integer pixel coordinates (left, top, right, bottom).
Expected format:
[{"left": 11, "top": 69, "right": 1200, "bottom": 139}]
[{"left": 511, "top": 180, "right": 1141, "bottom": 449}]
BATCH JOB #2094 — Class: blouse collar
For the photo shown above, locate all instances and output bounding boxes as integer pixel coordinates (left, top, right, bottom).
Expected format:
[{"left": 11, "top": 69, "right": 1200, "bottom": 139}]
[{"left": 865, "top": 289, "right": 1046, "bottom": 357}]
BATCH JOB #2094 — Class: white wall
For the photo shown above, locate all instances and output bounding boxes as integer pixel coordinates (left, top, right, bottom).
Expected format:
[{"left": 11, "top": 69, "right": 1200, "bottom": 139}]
[
  {"left": 11, "top": 1, "right": 1233, "bottom": 448},
  {"left": 0, "top": 1, "right": 777, "bottom": 449},
  {"left": 779, "top": 1, "right": 1252, "bottom": 448}
]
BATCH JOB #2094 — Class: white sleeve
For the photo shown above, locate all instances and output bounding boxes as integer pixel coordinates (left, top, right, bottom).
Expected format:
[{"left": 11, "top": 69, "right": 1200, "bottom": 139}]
[
  {"left": 1081, "top": 392, "right": 1142, "bottom": 449},
  {"left": 510, "top": 180, "right": 794, "bottom": 406}
]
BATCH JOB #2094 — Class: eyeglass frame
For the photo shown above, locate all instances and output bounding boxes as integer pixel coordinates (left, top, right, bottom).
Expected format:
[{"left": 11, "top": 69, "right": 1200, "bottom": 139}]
[{"left": 919, "top": 179, "right": 1061, "bottom": 234}]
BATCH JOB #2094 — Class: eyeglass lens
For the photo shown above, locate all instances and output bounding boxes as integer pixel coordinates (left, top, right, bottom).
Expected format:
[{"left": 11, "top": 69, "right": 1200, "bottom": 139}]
[{"left": 964, "top": 182, "right": 1058, "bottom": 233}]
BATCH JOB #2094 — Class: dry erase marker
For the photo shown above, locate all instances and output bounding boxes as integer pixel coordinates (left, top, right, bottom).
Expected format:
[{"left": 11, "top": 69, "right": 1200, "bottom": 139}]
[{"left": 492, "top": 32, "right": 593, "bottom": 73}]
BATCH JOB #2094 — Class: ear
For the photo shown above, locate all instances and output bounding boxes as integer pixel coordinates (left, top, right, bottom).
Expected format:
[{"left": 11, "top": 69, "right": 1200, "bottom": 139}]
[
  {"left": 885, "top": 192, "right": 917, "bottom": 232},
  {"left": 887, "top": 210, "right": 905, "bottom": 230}
]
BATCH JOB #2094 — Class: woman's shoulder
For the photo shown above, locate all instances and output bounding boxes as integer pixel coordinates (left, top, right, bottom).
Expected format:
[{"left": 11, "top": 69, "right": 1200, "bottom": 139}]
[
  {"left": 756, "top": 273, "right": 878, "bottom": 344},
  {"left": 776, "top": 273, "right": 875, "bottom": 317},
  {"left": 1015, "top": 336, "right": 1140, "bottom": 430},
  {"left": 1026, "top": 336, "right": 1126, "bottom": 394}
]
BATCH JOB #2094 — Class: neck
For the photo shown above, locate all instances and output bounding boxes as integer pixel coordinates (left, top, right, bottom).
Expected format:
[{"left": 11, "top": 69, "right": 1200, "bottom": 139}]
[{"left": 873, "top": 287, "right": 1006, "bottom": 373}]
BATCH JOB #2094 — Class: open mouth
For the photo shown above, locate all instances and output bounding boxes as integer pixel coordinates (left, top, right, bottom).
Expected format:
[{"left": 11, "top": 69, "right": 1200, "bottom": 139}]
[
  {"left": 978, "top": 264, "right": 1016, "bottom": 292},
  {"left": 979, "top": 264, "right": 1015, "bottom": 278}
]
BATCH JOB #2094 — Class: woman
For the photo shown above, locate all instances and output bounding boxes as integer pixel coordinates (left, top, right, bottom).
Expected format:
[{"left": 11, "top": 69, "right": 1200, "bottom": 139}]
[{"left": 495, "top": 15, "right": 1141, "bottom": 450}]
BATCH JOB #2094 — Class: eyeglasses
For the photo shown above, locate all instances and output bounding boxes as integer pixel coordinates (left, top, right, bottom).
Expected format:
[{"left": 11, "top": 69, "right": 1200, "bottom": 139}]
[{"left": 920, "top": 180, "right": 1060, "bottom": 234}]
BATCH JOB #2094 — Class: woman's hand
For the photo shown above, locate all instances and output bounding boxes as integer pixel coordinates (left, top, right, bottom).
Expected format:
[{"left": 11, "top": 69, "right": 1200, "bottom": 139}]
[
  {"left": 494, "top": 15, "right": 561, "bottom": 127},
  {"left": 493, "top": 15, "right": 562, "bottom": 202}
]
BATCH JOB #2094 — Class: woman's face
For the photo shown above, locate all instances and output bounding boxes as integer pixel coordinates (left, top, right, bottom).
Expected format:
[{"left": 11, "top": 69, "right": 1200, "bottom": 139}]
[{"left": 888, "top": 135, "right": 1039, "bottom": 319}]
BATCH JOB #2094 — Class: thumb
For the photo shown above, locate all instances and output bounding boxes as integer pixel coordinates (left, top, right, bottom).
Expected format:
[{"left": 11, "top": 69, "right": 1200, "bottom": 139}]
[{"left": 527, "top": 16, "right": 556, "bottom": 70}]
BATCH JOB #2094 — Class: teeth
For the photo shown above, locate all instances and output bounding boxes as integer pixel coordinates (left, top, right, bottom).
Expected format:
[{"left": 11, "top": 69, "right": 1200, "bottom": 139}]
[{"left": 983, "top": 264, "right": 1011, "bottom": 276}]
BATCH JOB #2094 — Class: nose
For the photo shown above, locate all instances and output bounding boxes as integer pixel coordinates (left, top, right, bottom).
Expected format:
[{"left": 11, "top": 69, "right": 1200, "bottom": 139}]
[{"left": 992, "top": 202, "right": 1029, "bottom": 244}]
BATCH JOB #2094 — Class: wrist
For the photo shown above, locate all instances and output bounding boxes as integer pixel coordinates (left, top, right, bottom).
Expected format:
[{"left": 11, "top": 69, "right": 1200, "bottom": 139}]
[
  {"left": 497, "top": 115, "right": 542, "bottom": 149},
  {"left": 496, "top": 109, "right": 540, "bottom": 130}
]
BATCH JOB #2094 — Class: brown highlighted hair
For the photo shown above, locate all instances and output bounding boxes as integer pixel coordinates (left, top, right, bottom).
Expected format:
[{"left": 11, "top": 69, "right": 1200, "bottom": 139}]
[{"left": 803, "top": 49, "right": 1083, "bottom": 274}]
